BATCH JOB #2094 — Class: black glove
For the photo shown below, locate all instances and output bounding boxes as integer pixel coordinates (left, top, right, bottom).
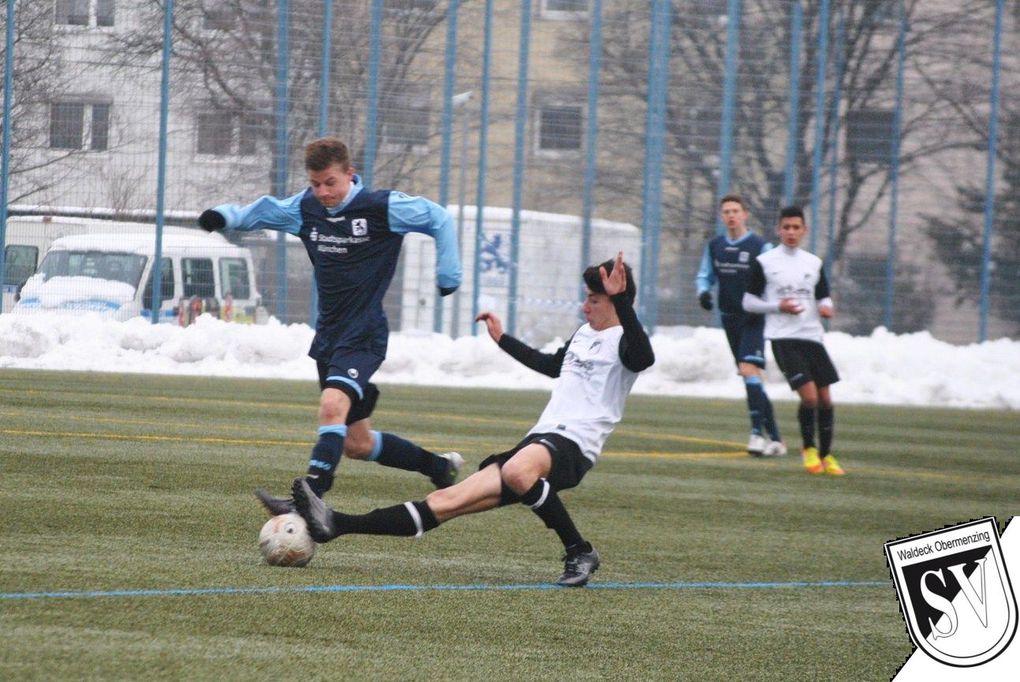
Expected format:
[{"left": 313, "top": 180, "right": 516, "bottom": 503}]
[
  {"left": 198, "top": 209, "right": 226, "bottom": 232},
  {"left": 698, "top": 291, "right": 713, "bottom": 311},
  {"left": 439, "top": 285, "right": 458, "bottom": 297}
]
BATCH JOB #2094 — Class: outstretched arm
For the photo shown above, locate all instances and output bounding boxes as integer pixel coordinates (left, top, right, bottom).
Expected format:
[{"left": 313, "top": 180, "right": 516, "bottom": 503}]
[
  {"left": 475, "top": 311, "right": 565, "bottom": 378},
  {"left": 198, "top": 193, "right": 304, "bottom": 235}
]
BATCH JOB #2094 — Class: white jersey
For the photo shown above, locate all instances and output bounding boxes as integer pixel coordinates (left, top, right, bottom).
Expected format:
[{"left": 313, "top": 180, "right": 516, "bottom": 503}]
[
  {"left": 527, "top": 323, "right": 639, "bottom": 463},
  {"left": 745, "top": 245, "right": 830, "bottom": 343}
]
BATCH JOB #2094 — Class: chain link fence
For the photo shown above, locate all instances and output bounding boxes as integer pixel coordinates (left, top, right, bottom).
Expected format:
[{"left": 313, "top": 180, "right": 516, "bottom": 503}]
[{"left": 0, "top": 0, "right": 1017, "bottom": 344}]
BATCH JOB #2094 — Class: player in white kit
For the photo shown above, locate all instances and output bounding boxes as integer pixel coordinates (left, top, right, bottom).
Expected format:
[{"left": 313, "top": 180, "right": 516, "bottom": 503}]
[
  {"left": 742, "top": 206, "right": 844, "bottom": 476},
  {"left": 291, "top": 252, "right": 655, "bottom": 587}
]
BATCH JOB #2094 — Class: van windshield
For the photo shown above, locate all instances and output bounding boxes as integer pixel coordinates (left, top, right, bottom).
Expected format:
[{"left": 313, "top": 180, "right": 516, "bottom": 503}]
[{"left": 38, "top": 250, "right": 148, "bottom": 289}]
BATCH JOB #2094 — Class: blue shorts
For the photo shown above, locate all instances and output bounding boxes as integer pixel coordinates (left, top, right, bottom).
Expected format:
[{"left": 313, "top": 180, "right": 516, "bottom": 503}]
[
  {"left": 721, "top": 311, "right": 766, "bottom": 368},
  {"left": 317, "top": 347, "right": 384, "bottom": 404}
]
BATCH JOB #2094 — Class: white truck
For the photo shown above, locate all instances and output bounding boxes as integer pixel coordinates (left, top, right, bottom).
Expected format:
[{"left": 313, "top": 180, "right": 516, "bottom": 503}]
[
  {"left": 399, "top": 206, "right": 643, "bottom": 344},
  {"left": 2, "top": 216, "right": 199, "bottom": 314}
]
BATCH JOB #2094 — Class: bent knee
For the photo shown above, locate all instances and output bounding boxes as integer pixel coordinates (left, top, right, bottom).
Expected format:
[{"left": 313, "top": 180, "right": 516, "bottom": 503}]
[
  {"left": 500, "top": 464, "right": 538, "bottom": 495},
  {"left": 342, "top": 429, "right": 377, "bottom": 460}
]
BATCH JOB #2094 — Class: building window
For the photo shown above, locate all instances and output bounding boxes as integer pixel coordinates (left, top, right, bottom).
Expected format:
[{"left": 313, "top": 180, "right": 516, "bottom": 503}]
[
  {"left": 381, "top": 87, "right": 431, "bottom": 151},
  {"left": 536, "top": 103, "right": 582, "bottom": 155},
  {"left": 54, "top": 0, "right": 115, "bottom": 28},
  {"left": 540, "top": 0, "right": 588, "bottom": 20},
  {"left": 196, "top": 111, "right": 261, "bottom": 157},
  {"left": 50, "top": 101, "right": 110, "bottom": 151},
  {"left": 846, "top": 109, "right": 895, "bottom": 164}
]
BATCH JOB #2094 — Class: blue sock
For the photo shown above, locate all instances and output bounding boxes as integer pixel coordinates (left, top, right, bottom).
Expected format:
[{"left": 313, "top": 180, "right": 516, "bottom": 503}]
[
  {"left": 744, "top": 376, "right": 767, "bottom": 435},
  {"left": 306, "top": 425, "right": 346, "bottom": 497},
  {"left": 760, "top": 388, "right": 781, "bottom": 441}
]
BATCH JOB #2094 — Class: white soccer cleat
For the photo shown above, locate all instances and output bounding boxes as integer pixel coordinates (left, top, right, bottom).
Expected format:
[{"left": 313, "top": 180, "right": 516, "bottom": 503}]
[
  {"left": 431, "top": 451, "right": 465, "bottom": 489},
  {"left": 762, "top": 440, "right": 788, "bottom": 457},
  {"left": 747, "top": 434, "right": 767, "bottom": 456}
]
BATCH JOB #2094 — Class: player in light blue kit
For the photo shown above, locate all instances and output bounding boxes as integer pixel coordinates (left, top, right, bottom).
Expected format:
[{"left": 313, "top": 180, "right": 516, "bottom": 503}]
[
  {"left": 198, "top": 138, "right": 464, "bottom": 512},
  {"left": 696, "top": 194, "right": 784, "bottom": 456}
]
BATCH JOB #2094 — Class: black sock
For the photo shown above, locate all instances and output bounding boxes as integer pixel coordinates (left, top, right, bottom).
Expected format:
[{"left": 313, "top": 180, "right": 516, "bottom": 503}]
[
  {"left": 818, "top": 407, "right": 834, "bottom": 456},
  {"left": 520, "top": 479, "right": 583, "bottom": 549},
  {"left": 744, "top": 379, "right": 767, "bottom": 435},
  {"left": 375, "top": 432, "right": 440, "bottom": 477},
  {"left": 306, "top": 430, "right": 344, "bottom": 497},
  {"left": 798, "top": 405, "right": 816, "bottom": 450},
  {"left": 334, "top": 500, "right": 439, "bottom": 537}
]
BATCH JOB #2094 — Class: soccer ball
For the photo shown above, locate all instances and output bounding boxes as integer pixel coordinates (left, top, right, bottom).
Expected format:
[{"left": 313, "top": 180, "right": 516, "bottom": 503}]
[{"left": 258, "top": 513, "right": 316, "bottom": 567}]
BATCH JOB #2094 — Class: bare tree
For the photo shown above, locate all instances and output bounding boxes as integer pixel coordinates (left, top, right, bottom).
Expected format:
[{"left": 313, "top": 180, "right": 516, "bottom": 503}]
[
  {"left": 2, "top": 4, "right": 93, "bottom": 205},
  {"left": 562, "top": 0, "right": 990, "bottom": 330},
  {"left": 110, "top": 0, "right": 452, "bottom": 199}
]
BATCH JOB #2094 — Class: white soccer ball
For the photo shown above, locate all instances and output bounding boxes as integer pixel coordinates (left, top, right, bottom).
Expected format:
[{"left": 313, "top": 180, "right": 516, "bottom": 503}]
[{"left": 258, "top": 513, "right": 316, "bottom": 567}]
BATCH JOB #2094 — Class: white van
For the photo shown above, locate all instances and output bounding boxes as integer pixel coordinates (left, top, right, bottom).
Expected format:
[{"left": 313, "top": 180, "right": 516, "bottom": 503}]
[
  {"left": 1, "top": 216, "right": 197, "bottom": 313},
  {"left": 15, "top": 231, "right": 264, "bottom": 323}
]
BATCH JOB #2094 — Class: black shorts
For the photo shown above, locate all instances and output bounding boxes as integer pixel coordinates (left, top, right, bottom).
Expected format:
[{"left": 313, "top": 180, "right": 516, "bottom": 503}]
[
  {"left": 478, "top": 432, "right": 593, "bottom": 494},
  {"left": 317, "top": 361, "right": 380, "bottom": 424},
  {"left": 770, "top": 339, "right": 840, "bottom": 391}
]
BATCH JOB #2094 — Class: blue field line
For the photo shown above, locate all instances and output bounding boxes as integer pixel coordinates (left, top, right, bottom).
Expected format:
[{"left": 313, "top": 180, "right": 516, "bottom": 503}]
[{"left": 0, "top": 579, "right": 889, "bottom": 601}]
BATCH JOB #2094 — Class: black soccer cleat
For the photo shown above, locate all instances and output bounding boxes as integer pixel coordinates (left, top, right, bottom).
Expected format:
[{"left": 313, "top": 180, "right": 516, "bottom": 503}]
[
  {"left": 557, "top": 543, "right": 601, "bottom": 587},
  {"left": 291, "top": 477, "right": 339, "bottom": 543},
  {"left": 430, "top": 452, "right": 465, "bottom": 489},
  {"left": 254, "top": 488, "right": 296, "bottom": 516}
]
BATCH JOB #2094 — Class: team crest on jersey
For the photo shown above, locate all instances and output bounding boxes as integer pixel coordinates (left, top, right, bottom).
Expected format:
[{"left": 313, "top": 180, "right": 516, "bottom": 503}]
[
  {"left": 739, "top": 251, "right": 750, "bottom": 263},
  {"left": 352, "top": 218, "right": 368, "bottom": 236},
  {"left": 347, "top": 368, "right": 359, "bottom": 379},
  {"left": 885, "top": 518, "right": 1017, "bottom": 667},
  {"left": 310, "top": 227, "right": 318, "bottom": 242}
]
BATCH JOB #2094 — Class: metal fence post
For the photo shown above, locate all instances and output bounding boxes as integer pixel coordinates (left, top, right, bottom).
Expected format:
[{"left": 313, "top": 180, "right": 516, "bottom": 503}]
[
  {"left": 470, "top": 0, "right": 494, "bottom": 334},
  {"left": 580, "top": 0, "right": 603, "bottom": 304},
  {"left": 152, "top": 0, "right": 174, "bottom": 325},
  {"left": 508, "top": 0, "right": 532, "bottom": 337},
  {"left": 809, "top": 0, "right": 830, "bottom": 252},
  {"left": 979, "top": 0, "right": 1004, "bottom": 343},
  {"left": 0, "top": 0, "right": 15, "bottom": 314},
  {"left": 434, "top": 0, "right": 460, "bottom": 335},
  {"left": 273, "top": 0, "right": 290, "bottom": 321},
  {"left": 782, "top": 1, "right": 802, "bottom": 207},
  {"left": 883, "top": 2, "right": 907, "bottom": 330}
]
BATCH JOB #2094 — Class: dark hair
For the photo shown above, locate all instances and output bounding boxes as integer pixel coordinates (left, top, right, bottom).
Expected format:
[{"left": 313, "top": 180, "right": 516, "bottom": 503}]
[
  {"left": 719, "top": 194, "right": 746, "bottom": 209},
  {"left": 304, "top": 137, "right": 351, "bottom": 172},
  {"left": 779, "top": 205, "right": 805, "bottom": 221},
  {"left": 583, "top": 258, "right": 637, "bottom": 304}
]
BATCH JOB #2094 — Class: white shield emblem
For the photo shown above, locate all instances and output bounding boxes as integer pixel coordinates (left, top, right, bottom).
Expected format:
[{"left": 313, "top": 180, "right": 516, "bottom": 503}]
[
  {"left": 352, "top": 218, "right": 368, "bottom": 236},
  {"left": 886, "top": 518, "right": 1017, "bottom": 667}
]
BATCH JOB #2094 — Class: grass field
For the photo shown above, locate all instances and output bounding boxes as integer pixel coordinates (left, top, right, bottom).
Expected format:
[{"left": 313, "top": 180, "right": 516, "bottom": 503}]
[{"left": 1, "top": 368, "right": 1017, "bottom": 681}]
